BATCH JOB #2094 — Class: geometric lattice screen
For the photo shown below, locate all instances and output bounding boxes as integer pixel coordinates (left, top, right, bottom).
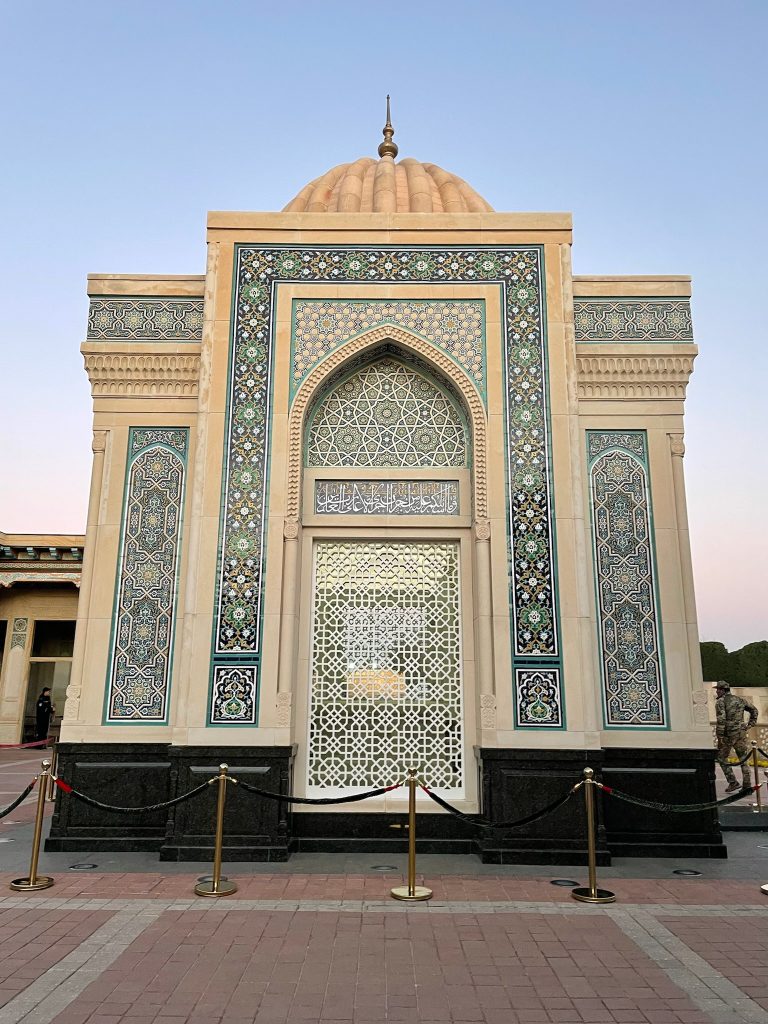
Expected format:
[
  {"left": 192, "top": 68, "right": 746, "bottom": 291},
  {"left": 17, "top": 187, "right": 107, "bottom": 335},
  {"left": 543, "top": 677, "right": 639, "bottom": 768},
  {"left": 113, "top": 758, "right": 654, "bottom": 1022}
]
[
  {"left": 588, "top": 431, "right": 667, "bottom": 727},
  {"left": 306, "top": 357, "right": 468, "bottom": 468},
  {"left": 308, "top": 541, "right": 463, "bottom": 792}
]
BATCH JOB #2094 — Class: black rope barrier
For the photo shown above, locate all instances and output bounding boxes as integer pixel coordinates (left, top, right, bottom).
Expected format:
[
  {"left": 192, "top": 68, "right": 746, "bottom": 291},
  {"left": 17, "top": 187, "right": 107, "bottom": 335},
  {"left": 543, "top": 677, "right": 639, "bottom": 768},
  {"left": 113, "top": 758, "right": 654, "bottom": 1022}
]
[
  {"left": 0, "top": 780, "right": 36, "bottom": 820},
  {"left": 55, "top": 778, "right": 210, "bottom": 814},
  {"left": 723, "top": 747, "right": 755, "bottom": 767},
  {"left": 234, "top": 779, "right": 402, "bottom": 805},
  {"left": 420, "top": 782, "right": 580, "bottom": 831},
  {"left": 598, "top": 780, "right": 763, "bottom": 814}
]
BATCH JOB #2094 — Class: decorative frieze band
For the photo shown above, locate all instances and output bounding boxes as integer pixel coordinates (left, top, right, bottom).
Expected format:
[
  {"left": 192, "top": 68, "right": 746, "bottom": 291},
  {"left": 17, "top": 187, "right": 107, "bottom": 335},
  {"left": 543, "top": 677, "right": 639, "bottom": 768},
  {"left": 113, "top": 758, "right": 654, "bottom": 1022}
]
[
  {"left": 576, "top": 353, "right": 696, "bottom": 399},
  {"left": 87, "top": 298, "right": 204, "bottom": 341},
  {"left": 574, "top": 299, "right": 692, "bottom": 342},
  {"left": 82, "top": 352, "right": 200, "bottom": 396}
]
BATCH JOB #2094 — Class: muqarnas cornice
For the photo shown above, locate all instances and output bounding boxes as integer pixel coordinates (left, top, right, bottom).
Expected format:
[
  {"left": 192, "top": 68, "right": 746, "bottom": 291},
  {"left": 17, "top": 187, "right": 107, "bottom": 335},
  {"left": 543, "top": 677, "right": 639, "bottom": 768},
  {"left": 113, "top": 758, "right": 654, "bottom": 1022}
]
[
  {"left": 576, "top": 349, "right": 697, "bottom": 399},
  {"left": 82, "top": 349, "right": 201, "bottom": 397}
]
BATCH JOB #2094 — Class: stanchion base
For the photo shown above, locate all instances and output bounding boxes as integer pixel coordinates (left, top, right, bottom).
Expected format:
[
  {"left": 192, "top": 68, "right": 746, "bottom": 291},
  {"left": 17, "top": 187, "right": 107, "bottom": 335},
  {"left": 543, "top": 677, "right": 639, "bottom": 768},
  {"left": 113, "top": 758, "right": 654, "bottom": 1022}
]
[
  {"left": 10, "top": 876, "right": 54, "bottom": 892},
  {"left": 390, "top": 885, "right": 432, "bottom": 902},
  {"left": 571, "top": 886, "right": 615, "bottom": 904},
  {"left": 760, "top": 883, "right": 768, "bottom": 896},
  {"left": 194, "top": 880, "right": 238, "bottom": 898}
]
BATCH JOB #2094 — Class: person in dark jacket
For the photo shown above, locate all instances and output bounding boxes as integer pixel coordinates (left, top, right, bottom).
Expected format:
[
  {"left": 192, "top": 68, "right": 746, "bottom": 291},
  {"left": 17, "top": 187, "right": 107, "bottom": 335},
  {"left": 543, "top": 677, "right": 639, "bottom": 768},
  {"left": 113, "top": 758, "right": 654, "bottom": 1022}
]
[{"left": 35, "top": 688, "right": 55, "bottom": 742}]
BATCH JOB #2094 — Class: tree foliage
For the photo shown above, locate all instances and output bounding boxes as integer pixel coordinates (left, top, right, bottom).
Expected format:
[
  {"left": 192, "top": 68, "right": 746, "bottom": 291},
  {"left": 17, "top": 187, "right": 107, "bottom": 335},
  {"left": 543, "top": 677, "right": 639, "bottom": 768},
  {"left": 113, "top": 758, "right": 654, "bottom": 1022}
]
[{"left": 700, "top": 640, "right": 768, "bottom": 686}]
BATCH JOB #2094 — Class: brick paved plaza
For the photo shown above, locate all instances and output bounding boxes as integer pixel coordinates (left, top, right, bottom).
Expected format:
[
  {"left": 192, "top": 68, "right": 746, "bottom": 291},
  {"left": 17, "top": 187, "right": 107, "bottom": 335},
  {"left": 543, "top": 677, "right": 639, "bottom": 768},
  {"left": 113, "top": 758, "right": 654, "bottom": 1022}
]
[{"left": 2, "top": 751, "right": 768, "bottom": 1024}]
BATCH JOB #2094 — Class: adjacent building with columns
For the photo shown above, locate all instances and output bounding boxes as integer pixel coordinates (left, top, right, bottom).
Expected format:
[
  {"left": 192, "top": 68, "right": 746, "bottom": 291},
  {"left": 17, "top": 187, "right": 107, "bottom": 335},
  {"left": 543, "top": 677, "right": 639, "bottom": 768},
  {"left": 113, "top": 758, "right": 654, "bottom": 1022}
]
[{"left": 44, "top": 117, "right": 720, "bottom": 860}]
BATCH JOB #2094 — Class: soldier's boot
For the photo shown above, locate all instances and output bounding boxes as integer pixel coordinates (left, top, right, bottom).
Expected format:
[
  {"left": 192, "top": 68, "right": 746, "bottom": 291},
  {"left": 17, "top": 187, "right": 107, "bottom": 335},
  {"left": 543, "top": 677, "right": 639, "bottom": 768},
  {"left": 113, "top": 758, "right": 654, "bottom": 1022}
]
[{"left": 741, "top": 767, "right": 753, "bottom": 790}]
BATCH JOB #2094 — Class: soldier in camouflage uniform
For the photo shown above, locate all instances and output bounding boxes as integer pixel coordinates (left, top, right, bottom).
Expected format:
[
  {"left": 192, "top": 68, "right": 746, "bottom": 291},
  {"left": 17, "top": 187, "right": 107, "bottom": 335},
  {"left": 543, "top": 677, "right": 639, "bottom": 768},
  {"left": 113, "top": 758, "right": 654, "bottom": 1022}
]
[{"left": 714, "top": 681, "right": 758, "bottom": 792}]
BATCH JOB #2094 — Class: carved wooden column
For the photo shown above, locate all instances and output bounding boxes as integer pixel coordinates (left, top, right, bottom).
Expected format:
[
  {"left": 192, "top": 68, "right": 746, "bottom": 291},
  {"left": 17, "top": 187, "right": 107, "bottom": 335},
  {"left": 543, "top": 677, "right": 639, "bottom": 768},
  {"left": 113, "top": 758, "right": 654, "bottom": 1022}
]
[
  {"left": 63, "top": 429, "right": 107, "bottom": 724},
  {"left": 474, "top": 518, "right": 496, "bottom": 730},
  {"left": 668, "top": 432, "right": 704, "bottom": 696},
  {"left": 276, "top": 517, "right": 300, "bottom": 728}
]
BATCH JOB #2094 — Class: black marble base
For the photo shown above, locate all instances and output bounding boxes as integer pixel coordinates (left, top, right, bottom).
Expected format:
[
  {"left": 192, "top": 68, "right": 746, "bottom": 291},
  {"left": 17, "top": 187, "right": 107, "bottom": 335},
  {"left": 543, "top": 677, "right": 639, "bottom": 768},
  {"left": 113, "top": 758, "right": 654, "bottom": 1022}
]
[
  {"left": 600, "top": 747, "right": 727, "bottom": 858},
  {"left": 46, "top": 743, "right": 296, "bottom": 861},
  {"left": 474, "top": 748, "right": 610, "bottom": 865},
  {"left": 46, "top": 743, "right": 726, "bottom": 862}
]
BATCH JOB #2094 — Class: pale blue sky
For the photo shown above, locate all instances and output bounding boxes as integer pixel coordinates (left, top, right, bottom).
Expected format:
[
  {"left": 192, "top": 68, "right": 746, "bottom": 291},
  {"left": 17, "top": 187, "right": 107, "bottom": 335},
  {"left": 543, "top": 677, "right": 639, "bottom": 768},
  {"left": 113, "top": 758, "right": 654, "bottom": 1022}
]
[{"left": 1, "top": 1, "right": 765, "bottom": 649}]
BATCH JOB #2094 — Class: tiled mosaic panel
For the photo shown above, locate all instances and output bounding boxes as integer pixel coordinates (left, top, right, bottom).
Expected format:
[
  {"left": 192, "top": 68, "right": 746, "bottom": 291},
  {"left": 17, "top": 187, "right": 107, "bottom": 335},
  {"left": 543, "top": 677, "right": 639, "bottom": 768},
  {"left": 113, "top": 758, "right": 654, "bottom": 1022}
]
[
  {"left": 292, "top": 299, "right": 484, "bottom": 398},
  {"left": 215, "top": 245, "right": 562, "bottom": 728},
  {"left": 573, "top": 299, "right": 693, "bottom": 342},
  {"left": 315, "top": 480, "right": 459, "bottom": 516},
  {"left": 306, "top": 357, "right": 468, "bottom": 468},
  {"left": 87, "top": 299, "right": 204, "bottom": 341},
  {"left": 105, "top": 428, "right": 188, "bottom": 722},
  {"left": 587, "top": 430, "right": 667, "bottom": 727},
  {"left": 309, "top": 541, "right": 462, "bottom": 791},
  {"left": 210, "top": 665, "right": 257, "bottom": 724},
  {"left": 514, "top": 668, "right": 563, "bottom": 728}
]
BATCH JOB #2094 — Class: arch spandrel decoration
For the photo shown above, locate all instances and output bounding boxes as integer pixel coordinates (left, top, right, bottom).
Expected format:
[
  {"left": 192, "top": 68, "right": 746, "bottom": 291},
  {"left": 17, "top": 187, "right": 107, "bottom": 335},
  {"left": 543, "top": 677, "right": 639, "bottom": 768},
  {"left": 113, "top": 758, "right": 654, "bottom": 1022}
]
[{"left": 288, "top": 328, "right": 486, "bottom": 519}]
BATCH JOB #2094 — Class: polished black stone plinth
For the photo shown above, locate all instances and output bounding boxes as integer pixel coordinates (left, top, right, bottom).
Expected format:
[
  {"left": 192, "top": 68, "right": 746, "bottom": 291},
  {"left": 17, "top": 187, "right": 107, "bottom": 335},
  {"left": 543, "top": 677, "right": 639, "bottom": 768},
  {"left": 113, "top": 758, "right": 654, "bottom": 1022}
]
[
  {"left": 474, "top": 748, "right": 610, "bottom": 865},
  {"left": 46, "top": 743, "right": 295, "bottom": 861},
  {"left": 601, "top": 747, "right": 727, "bottom": 858}
]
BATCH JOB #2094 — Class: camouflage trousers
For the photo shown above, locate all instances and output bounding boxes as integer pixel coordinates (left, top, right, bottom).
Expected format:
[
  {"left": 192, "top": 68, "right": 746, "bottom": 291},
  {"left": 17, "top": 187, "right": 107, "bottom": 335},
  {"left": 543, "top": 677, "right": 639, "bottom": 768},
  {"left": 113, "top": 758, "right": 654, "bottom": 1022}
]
[{"left": 716, "top": 731, "right": 752, "bottom": 787}]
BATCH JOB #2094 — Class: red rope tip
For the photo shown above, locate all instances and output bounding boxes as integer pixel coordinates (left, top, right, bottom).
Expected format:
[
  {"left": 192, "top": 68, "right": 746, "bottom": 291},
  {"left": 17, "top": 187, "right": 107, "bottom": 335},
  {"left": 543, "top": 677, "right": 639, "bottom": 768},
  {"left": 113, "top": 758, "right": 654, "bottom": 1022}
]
[
  {"left": 55, "top": 778, "right": 73, "bottom": 793},
  {"left": 383, "top": 783, "right": 401, "bottom": 792},
  {"left": 420, "top": 783, "right": 431, "bottom": 793},
  {"left": 601, "top": 784, "right": 613, "bottom": 794}
]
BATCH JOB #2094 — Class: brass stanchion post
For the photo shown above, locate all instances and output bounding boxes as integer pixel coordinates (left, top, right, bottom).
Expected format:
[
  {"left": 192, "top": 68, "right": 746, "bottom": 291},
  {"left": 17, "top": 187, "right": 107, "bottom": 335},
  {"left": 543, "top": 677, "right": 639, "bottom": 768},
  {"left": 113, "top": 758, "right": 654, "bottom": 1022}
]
[
  {"left": 571, "top": 767, "right": 615, "bottom": 905},
  {"left": 752, "top": 742, "right": 763, "bottom": 814},
  {"left": 194, "top": 764, "right": 237, "bottom": 898},
  {"left": 47, "top": 740, "right": 58, "bottom": 801},
  {"left": 391, "top": 769, "right": 432, "bottom": 902},
  {"left": 10, "top": 760, "right": 54, "bottom": 891}
]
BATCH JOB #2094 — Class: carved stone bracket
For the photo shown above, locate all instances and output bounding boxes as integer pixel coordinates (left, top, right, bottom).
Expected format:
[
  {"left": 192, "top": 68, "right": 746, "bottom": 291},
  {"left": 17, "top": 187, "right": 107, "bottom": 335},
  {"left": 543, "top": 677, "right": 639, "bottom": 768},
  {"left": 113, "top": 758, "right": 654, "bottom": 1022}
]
[
  {"left": 480, "top": 693, "right": 497, "bottom": 730},
  {"left": 276, "top": 692, "right": 292, "bottom": 728},
  {"left": 668, "top": 432, "right": 686, "bottom": 457},
  {"left": 691, "top": 688, "right": 710, "bottom": 725},
  {"left": 474, "top": 519, "right": 491, "bottom": 542},
  {"left": 283, "top": 518, "right": 299, "bottom": 540}
]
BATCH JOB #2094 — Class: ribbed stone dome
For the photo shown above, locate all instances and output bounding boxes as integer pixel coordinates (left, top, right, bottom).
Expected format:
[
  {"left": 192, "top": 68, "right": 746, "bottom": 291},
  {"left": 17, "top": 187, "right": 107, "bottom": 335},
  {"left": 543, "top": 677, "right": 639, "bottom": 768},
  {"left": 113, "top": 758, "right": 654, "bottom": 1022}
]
[{"left": 283, "top": 156, "right": 493, "bottom": 214}]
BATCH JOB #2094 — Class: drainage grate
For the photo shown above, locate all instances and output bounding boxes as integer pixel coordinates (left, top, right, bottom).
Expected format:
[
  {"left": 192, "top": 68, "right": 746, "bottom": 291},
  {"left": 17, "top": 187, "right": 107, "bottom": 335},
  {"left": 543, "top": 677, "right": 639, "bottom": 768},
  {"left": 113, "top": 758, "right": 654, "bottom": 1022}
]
[
  {"left": 672, "top": 869, "right": 702, "bottom": 876},
  {"left": 196, "top": 875, "right": 229, "bottom": 883},
  {"left": 370, "top": 865, "right": 398, "bottom": 871},
  {"left": 550, "top": 878, "right": 580, "bottom": 886},
  {"left": 69, "top": 863, "right": 98, "bottom": 870},
  {"left": 0, "top": 838, "right": 15, "bottom": 844}
]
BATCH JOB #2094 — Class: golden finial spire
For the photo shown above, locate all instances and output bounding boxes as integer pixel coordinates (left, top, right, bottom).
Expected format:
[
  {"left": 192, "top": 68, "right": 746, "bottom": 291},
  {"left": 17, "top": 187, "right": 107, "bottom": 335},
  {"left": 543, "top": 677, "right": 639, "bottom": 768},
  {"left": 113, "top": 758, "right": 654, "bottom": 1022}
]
[{"left": 378, "top": 95, "right": 398, "bottom": 159}]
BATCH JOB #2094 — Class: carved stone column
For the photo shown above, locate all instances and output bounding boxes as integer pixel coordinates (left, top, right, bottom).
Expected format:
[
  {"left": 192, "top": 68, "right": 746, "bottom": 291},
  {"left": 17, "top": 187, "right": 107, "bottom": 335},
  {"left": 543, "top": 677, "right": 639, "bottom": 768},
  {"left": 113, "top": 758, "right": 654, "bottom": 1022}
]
[
  {"left": 668, "top": 432, "right": 705, "bottom": 698},
  {"left": 474, "top": 519, "right": 496, "bottom": 730},
  {"left": 63, "top": 430, "right": 108, "bottom": 723},
  {"left": 276, "top": 518, "right": 300, "bottom": 727}
]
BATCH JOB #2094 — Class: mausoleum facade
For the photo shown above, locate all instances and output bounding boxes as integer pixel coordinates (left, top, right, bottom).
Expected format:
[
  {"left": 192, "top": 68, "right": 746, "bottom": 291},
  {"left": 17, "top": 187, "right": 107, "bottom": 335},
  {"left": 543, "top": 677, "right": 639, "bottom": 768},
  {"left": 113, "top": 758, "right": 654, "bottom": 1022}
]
[{"left": 46, "top": 119, "right": 720, "bottom": 860}]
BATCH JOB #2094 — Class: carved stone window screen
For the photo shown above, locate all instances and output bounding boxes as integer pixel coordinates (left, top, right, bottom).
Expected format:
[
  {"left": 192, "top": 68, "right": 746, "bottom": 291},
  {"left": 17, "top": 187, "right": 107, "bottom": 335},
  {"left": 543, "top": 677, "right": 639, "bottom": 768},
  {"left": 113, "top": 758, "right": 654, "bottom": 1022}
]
[{"left": 307, "top": 540, "right": 464, "bottom": 793}]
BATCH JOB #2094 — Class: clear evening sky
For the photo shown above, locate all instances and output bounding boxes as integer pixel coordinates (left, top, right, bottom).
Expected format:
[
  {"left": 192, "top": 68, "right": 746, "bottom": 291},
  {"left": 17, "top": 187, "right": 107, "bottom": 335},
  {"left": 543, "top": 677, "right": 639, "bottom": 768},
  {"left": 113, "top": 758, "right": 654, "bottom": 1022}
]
[{"left": 1, "top": 1, "right": 765, "bottom": 650}]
